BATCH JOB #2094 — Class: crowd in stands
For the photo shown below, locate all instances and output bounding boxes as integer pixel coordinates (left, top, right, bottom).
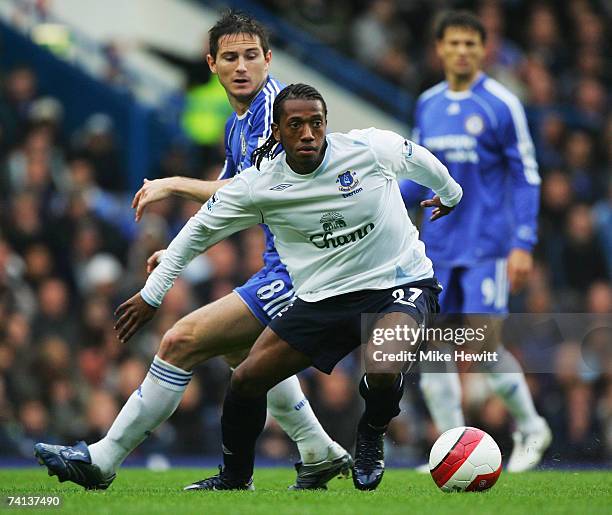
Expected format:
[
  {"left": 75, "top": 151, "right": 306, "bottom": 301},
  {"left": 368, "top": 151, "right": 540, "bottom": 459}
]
[{"left": 0, "top": 0, "right": 610, "bottom": 466}]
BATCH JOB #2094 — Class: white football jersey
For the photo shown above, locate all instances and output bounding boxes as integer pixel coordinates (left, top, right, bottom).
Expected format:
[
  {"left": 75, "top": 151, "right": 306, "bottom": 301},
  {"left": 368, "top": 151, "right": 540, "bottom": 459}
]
[{"left": 141, "top": 128, "right": 462, "bottom": 306}]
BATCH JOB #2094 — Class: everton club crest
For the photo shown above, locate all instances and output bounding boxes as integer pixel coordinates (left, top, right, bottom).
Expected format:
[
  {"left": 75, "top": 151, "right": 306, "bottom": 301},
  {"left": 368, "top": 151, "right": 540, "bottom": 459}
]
[{"left": 336, "top": 171, "right": 362, "bottom": 198}]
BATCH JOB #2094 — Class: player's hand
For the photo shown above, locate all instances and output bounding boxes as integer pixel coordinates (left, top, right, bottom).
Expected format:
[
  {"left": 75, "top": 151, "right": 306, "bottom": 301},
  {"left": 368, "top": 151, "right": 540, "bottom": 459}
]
[
  {"left": 507, "top": 248, "right": 533, "bottom": 294},
  {"left": 146, "top": 249, "right": 165, "bottom": 274},
  {"left": 132, "top": 178, "right": 173, "bottom": 222},
  {"left": 114, "top": 293, "right": 157, "bottom": 343},
  {"left": 421, "top": 195, "right": 454, "bottom": 221}
]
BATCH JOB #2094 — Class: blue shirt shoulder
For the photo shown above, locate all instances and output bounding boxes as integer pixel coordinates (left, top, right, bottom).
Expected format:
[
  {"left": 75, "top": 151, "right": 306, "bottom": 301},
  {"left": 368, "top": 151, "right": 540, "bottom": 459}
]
[{"left": 220, "top": 76, "right": 284, "bottom": 179}]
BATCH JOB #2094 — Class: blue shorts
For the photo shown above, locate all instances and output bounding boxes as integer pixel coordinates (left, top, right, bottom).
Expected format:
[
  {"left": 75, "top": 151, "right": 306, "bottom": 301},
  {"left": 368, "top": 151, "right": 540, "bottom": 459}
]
[
  {"left": 435, "top": 258, "right": 509, "bottom": 314},
  {"left": 234, "top": 264, "right": 296, "bottom": 326}
]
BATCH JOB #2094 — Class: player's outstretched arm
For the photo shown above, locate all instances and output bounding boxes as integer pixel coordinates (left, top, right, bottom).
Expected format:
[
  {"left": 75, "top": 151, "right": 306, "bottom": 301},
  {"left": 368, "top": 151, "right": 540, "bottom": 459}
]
[
  {"left": 368, "top": 129, "right": 462, "bottom": 212},
  {"left": 137, "top": 175, "right": 261, "bottom": 309},
  {"left": 403, "top": 143, "right": 462, "bottom": 209},
  {"left": 132, "top": 177, "right": 232, "bottom": 221}
]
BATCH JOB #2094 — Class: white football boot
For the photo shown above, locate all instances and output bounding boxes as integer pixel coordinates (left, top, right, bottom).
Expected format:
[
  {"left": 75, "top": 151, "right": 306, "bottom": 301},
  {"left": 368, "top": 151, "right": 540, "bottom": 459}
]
[{"left": 507, "top": 417, "right": 552, "bottom": 472}]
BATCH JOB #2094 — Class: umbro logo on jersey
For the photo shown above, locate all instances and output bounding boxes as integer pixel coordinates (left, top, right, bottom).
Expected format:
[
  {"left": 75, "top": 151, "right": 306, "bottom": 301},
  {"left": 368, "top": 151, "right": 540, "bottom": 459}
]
[{"left": 269, "top": 183, "right": 293, "bottom": 191}]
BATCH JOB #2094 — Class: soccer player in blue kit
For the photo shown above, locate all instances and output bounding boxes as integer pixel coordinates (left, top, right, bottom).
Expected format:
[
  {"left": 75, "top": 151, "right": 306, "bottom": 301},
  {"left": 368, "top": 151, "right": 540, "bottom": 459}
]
[
  {"left": 34, "top": 11, "right": 350, "bottom": 491},
  {"left": 401, "top": 11, "right": 551, "bottom": 471}
]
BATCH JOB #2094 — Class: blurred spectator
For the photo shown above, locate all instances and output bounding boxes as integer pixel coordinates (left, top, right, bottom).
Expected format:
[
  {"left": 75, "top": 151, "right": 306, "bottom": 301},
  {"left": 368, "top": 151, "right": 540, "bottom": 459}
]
[
  {"left": 72, "top": 114, "right": 125, "bottom": 192},
  {"left": 283, "top": 0, "right": 351, "bottom": 48},
  {"left": 1, "top": 66, "right": 38, "bottom": 145},
  {"left": 22, "top": 243, "right": 55, "bottom": 289},
  {"left": 477, "top": 0, "right": 524, "bottom": 92},
  {"left": 16, "top": 399, "right": 54, "bottom": 457},
  {"left": 564, "top": 130, "right": 598, "bottom": 203},
  {"left": 351, "top": 0, "right": 415, "bottom": 88},
  {"left": 84, "top": 389, "right": 119, "bottom": 443},
  {"left": 81, "top": 253, "right": 123, "bottom": 299},
  {"left": 573, "top": 77, "right": 608, "bottom": 132},
  {"left": 525, "top": 4, "right": 567, "bottom": 73},
  {"left": 593, "top": 178, "right": 612, "bottom": 276},
  {"left": 31, "top": 278, "right": 78, "bottom": 345},
  {"left": 561, "top": 205, "right": 609, "bottom": 300},
  {"left": 535, "top": 112, "right": 566, "bottom": 169}
]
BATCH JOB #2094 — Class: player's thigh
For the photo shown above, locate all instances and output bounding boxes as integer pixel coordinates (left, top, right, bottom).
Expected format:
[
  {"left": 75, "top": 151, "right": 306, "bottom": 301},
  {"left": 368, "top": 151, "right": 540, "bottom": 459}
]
[
  {"left": 461, "top": 259, "right": 508, "bottom": 351},
  {"left": 220, "top": 265, "right": 295, "bottom": 368},
  {"left": 231, "top": 326, "right": 312, "bottom": 396},
  {"left": 159, "top": 291, "right": 264, "bottom": 369},
  {"left": 436, "top": 265, "right": 463, "bottom": 313},
  {"left": 366, "top": 279, "right": 441, "bottom": 375},
  {"left": 461, "top": 258, "right": 509, "bottom": 314},
  {"left": 234, "top": 265, "right": 295, "bottom": 326}
]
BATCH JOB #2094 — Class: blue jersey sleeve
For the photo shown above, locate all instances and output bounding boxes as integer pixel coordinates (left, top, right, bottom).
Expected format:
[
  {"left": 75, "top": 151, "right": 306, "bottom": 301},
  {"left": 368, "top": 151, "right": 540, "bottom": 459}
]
[
  {"left": 496, "top": 98, "right": 541, "bottom": 252},
  {"left": 400, "top": 179, "right": 429, "bottom": 207}
]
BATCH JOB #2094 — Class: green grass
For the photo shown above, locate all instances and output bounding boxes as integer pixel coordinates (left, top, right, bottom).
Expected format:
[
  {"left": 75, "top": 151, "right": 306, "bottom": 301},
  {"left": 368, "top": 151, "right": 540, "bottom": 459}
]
[{"left": 0, "top": 468, "right": 610, "bottom": 515}]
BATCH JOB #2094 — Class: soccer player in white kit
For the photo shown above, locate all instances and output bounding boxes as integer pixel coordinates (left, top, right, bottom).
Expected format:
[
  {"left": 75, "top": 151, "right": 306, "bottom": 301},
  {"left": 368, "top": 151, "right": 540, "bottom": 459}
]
[{"left": 116, "top": 83, "right": 462, "bottom": 491}]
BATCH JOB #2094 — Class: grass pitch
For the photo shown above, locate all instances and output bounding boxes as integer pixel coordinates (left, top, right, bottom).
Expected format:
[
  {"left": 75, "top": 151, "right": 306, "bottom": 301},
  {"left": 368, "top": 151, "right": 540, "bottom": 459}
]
[{"left": 1, "top": 468, "right": 610, "bottom": 515}]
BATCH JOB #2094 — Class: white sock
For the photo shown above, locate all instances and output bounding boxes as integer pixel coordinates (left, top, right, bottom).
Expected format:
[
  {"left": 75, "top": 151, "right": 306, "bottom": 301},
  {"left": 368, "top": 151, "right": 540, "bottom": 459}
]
[
  {"left": 89, "top": 355, "right": 192, "bottom": 477},
  {"left": 267, "top": 375, "right": 337, "bottom": 464},
  {"left": 420, "top": 372, "right": 465, "bottom": 432},
  {"left": 485, "top": 346, "right": 542, "bottom": 434}
]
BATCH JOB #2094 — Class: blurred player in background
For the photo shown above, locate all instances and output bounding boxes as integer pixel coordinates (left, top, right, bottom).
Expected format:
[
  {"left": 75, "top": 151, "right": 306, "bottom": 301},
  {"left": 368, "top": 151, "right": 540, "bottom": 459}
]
[
  {"left": 34, "top": 10, "right": 350, "bottom": 491},
  {"left": 401, "top": 10, "right": 551, "bottom": 472}
]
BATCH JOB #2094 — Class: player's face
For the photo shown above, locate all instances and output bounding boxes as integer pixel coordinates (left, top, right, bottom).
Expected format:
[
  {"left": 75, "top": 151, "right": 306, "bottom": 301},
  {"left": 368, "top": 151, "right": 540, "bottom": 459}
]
[
  {"left": 436, "top": 27, "right": 484, "bottom": 80},
  {"left": 273, "top": 99, "right": 327, "bottom": 173},
  {"left": 207, "top": 33, "right": 271, "bottom": 104}
]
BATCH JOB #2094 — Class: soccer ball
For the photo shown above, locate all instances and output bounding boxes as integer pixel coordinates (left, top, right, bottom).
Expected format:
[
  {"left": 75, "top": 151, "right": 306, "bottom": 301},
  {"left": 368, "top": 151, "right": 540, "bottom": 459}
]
[{"left": 429, "top": 426, "right": 502, "bottom": 492}]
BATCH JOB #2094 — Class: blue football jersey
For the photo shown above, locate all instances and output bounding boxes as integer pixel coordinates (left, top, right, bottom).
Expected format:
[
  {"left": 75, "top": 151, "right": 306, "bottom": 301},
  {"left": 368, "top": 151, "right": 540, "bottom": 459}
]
[
  {"left": 219, "top": 75, "right": 284, "bottom": 268},
  {"left": 401, "top": 73, "right": 541, "bottom": 267}
]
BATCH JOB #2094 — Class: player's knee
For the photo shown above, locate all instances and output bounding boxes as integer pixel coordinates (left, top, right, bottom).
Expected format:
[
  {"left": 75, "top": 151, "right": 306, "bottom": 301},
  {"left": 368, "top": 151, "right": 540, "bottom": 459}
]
[
  {"left": 420, "top": 372, "right": 461, "bottom": 398},
  {"left": 366, "top": 372, "right": 399, "bottom": 390},
  {"left": 158, "top": 325, "right": 199, "bottom": 369},
  {"left": 231, "top": 366, "right": 266, "bottom": 398}
]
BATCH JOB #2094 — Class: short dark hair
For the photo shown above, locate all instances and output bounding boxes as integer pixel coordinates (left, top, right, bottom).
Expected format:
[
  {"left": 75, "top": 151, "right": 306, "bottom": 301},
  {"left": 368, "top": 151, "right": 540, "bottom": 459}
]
[
  {"left": 251, "top": 83, "right": 327, "bottom": 169},
  {"left": 208, "top": 9, "right": 270, "bottom": 60},
  {"left": 435, "top": 10, "right": 487, "bottom": 43}
]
